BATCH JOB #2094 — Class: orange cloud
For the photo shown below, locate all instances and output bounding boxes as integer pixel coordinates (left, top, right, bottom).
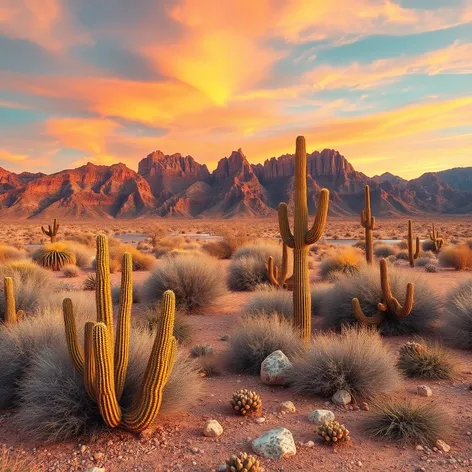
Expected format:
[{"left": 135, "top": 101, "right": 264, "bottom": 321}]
[{"left": 0, "top": 149, "right": 28, "bottom": 163}]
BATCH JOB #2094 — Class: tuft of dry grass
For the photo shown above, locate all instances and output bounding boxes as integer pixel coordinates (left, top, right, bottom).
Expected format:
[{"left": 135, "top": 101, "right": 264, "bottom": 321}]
[
  {"left": 0, "top": 244, "right": 27, "bottom": 263},
  {"left": 373, "top": 244, "right": 398, "bottom": 259},
  {"left": 244, "top": 286, "right": 293, "bottom": 319},
  {"left": 62, "top": 264, "right": 80, "bottom": 278},
  {"left": 0, "top": 445, "right": 39, "bottom": 472},
  {"left": 288, "top": 327, "right": 400, "bottom": 399},
  {"left": 82, "top": 273, "right": 96, "bottom": 291},
  {"left": 319, "top": 246, "right": 364, "bottom": 280},
  {"left": 439, "top": 244, "right": 472, "bottom": 271},
  {"left": 32, "top": 243, "right": 76, "bottom": 271},
  {"left": 364, "top": 398, "right": 450, "bottom": 445}
]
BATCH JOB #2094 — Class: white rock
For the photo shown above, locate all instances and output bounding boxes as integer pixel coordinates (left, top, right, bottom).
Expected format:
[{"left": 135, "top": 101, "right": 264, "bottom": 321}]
[
  {"left": 86, "top": 469, "right": 105, "bottom": 472},
  {"left": 332, "top": 390, "right": 352, "bottom": 405},
  {"left": 260, "top": 350, "right": 293, "bottom": 385},
  {"left": 417, "top": 385, "right": 433, "bottom": 397},
  {"left": 307, "top": 409, "right": 335, "bottom": 424},
  {"left": 254, "top": 417, "right": 266, "bottom": 424},
  {"left": 304, "top": 441, "right": 315, "bottom": 448},
  {"left": 203, "top": 420, "right": 223, "bottom": 438},
  {"left": 252, "top": 427, "right": 297, "bottom": 459},
  {"left": 436, "top": 439, "right": 451, "bottom": 453},
  {"left": 280, "top": 401, "right": 296, "bottom": 413}
]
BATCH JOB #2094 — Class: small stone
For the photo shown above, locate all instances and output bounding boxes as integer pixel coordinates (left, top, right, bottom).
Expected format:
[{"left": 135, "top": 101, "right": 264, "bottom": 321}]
[
  {"left": 255, "top": 417, "right": 266, "bottom": 424},
  {"left": 203, "top": 420, "right": 223, "bottom": 438},
  {"left": 260, "top": 350, "right": 293, "bottom": 385},
  {"left": 436, "top": 439, "right": 451, "bottom": 453},
  {"left": 417, "top": 385, "right": 432, "bottom": 397},
  {"left": 85, "top": 469, "right": 105, "bottom": 472},
  {"left": 279, "top": 401, "right": 296, "bottom": 413},
  {"left": 307, "top": 409, "right": 335, "bottom": 424},
  {"left": 219, "top": 334, "right": 230, "bottom": 341},
  {"left": 357, "top": 461, "right": 363, "bottom": 467},
  {"left": 416, "top": 445, "right": 425, "bottom": 451},
  {"left": 332, "top": 390, "right": 352, "bottom": 406},
  {"left": 252, "top": 427, "right": 297, "bottom": 459},
  {"left": 217, "top": 464, "right": 227, "bottom": 472},
  {"left": 304, "top": 441, "right": 315, "bottom": 448},
  {"left": 79, "top": 445, "right": 87, "bottom": 454},
  {"left": 93, "top": 452, "right": 104, "bottom": 461},
  {"left": 360, "top": 402, "right": 369, "bottom": 411}
]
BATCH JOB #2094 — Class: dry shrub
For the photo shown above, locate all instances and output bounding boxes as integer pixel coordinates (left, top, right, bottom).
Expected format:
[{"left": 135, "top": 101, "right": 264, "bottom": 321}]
[
  {"left": 156, "top": 236, "right": 186, "bottom": 251},
  {"left": 288, "top": 327, "right": 400, "bottom": 399},
  {"left": 232, "top": 242, "right": 281, "bottom": 263},
  {"left": 0, "top": 445, "right": 38, "bottom": 472},
  {"left": 424, "top": 263, "right": 437, "bottom": 273},
  {"left": 364, "top": 399, "right": 450, "bottom": 445},
  {"left": 0, "top": 244, "right": 27, "bottom": 263},
  {"left": 64, "top": 242, "right": 94, "bottom": 269},
  {"left": 321, "top": 265, "right": 439, "bottom": 336},
  {"left": 319, "top": 246, "right": 364, "bottom": 280},
  {"left": 311, "top": 284, "right": 332, "bottom": 317},
  {"left": 111, "top": 282, "right": 143, "bottom": 304},
  {"left": 82, "top": 273, "right": 96, "bottom": 291},
  {"left": 374, "top": 244, "right": 398, "bottom": 259},
  {"left": 422, "top": 239, "right": 438, "bottom": 252},
  {"left": 439, "top": 244, "right": 472, "bottom": 271},
  {"left": 227, "top": 314, "right": 303, "bottom": 374},
  {"left": 442, "top": 279, "right": 472, "bottom": 349},
  {"left": 202, "top": 232, "right": 250, "bottom": 259},
  {"left": 143, "top": 254, "right": 225, "bottom": 311},
  {"left": 32, "top": 243, "right": 76, "bottom": 271},
  {"left": 415, "top": 256, "right": 433, "bottom": 267},
  {"left": 62, "top": 264, "right": 80, "bottom": 278},
  {"left": 63, "top": 232, "right": 96, "bottom": 247},
  {"left": 244, "top": 286, "right": 293, "bottom": 320},
  {"left": 111, "top": 244, "right": 156, "bottom": 271}
]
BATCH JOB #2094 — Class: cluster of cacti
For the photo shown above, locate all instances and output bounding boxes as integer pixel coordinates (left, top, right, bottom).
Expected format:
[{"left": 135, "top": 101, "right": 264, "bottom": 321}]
[
  {"left": 226, "top": 452, "right": 263, "bottom": 471},
  {"left": 266, "top": 242, "right": 292, "bottom": 289},
  {"left": 399, "top": 341, "right": 426, "bottom": 358},
  {"left": 191, "top": 344, "right": 214, "bottom": 357},
  {"left": 429, "top": 223, "right": 444, "bottom": 253},
  {"left": 352, "top": 258, "right": 414, "bottom": 326},
  {"left": 41, "top": 218, "right": 60, "bottom": 243},
  {"left": 1, "top": 277, "right": 23, "bottom": 325},
  {"left": 230, "top": 389, "right": 262, "bottom": 416},
  {"left": 317, "top": 420, "right": 351, "bottom": 444},
  {"left": 33, "top": 243, "right": 76, "bottom": 271},
  {"left": 407, "top": 219, "right": 420, "bottom": 267},
  {"left": 63, "top": 235, "right": 176, "bottom": 432},
  {"left": 361, "top": 185, "right": 375, "bottom": 265},
  {"left": 278, "top": 136, "right": 330, "bottom": 342}
]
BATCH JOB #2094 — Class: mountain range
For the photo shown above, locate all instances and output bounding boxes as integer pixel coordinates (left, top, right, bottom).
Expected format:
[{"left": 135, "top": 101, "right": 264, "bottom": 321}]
[{"left": 0, "top": 149, "right": 471, "bottom": 219}]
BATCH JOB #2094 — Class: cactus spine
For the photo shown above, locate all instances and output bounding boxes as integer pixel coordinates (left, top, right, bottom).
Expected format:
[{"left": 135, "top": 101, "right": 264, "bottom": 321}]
[
  {"left": 429, "top": 223, "right": 444, "bottom": 253},
  {"left": 62, "top": 235, "right": 176, "bottom": 432},
  {"left": 2, "top": 277, "right": 23, "bottom": 325},
  {"left": 266, "top": 243, "right": 290, "bottom": 288},
  {"left": 41, "top": 218, "right": 60, "bottom": 243},
  {"left": 352, "top": 258, "right": 414, "bottom": 326},
  {"left": 407, "top": 219, "right": 420, "bottom": 268},
  {"left": 278, "top": 136, "right": 330, "bottom": 343},
  {"left": 361, "top": 185, "right": 375, "bottom": 264}
]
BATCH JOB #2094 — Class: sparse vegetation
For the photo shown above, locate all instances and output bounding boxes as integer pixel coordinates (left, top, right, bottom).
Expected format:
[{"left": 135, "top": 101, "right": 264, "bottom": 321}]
[
  {"left": 319, "top": 246, "right": 364, "bottom": 280},
  {"left": 439, "top": 244, "right": 472, "bottom": 271},
  {"left": 244, "top": 285, "right": 293, "bottom": 319},
  {"left": 62, "top": 264, "right": 80, "bottom": 278},
  {"left": 32, "top": 243, "right": 76, "bottom": 271},
  {"left": 373, "top": 244, "right": 398, "bottom": 259}
]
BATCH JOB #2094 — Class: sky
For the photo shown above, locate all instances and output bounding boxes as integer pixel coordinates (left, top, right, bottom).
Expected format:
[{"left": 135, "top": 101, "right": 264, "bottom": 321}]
[{"left": 1, "top": 0, "right": 472, "bottom": 179}]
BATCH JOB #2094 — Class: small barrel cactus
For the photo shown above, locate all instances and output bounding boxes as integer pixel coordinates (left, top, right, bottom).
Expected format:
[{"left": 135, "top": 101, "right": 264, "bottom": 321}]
[
  {"left": 191, "top": 344, "right": 214, "bottom": 357},
  {"left": 399, "top": 341, "right": 426, "bottom": 357},
  {"left": 226, "top": 452, "right": 263, "bottom": 471},
  {"left": 317, "top": 420, "right": 351, "bottom": 444},
  {"left": 230, "top": 389, "right": 262, "bottom": 416}
]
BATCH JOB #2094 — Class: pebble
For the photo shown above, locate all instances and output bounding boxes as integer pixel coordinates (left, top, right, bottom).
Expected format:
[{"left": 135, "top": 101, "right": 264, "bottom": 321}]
[
  {"left": 93, "top": 452, "right": 104, "bottom": 461},
  {"left": 279, "top": 401, "right": 296, "bottom": 414},
  {"left": 417, "top": 385, "right": 432, "bottom": 397},
  {"left": 203, "top": 419, "right": 223, "bottom": 438},
  {"left": 332, "top": 390, "right": 352, "bottom": 406},
  {"left": 255, "top": 417, "right": 266, "bottom": 424},
  {"left": 435, "top": 439, "right": 451, "bottom": 453},
  {"left": 307, "top": 409, "right": 335, "bottom": 424}
]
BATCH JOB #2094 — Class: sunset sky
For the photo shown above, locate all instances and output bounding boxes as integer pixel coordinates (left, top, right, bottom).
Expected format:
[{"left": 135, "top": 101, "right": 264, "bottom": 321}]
[{"left": 1, "top": 0, "right": 472, "bottom": 179}]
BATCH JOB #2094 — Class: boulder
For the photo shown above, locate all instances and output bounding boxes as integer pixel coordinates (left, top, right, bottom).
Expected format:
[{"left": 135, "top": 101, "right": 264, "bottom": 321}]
[
  {"left": 260, "top": 350, "right": 293, "bottom": 385},
  {"left": 252, "top": 427, "right": 296, "bottom": 459}
]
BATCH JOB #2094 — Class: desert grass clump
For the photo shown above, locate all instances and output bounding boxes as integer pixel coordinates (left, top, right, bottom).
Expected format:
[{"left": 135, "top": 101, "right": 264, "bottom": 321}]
[
  {"left": 62, "top": 264, "right": 80, "bottom": 278},
  {"left": 191, "top": 344, "right": 214, "bottom": 357},
  {"left": 143, "top": 254, "right": 225, "bottom": 311},
  {"left": 319, "top": 246, "right": 364, "bottom": 280},
  {"left": 364, "top": 398, "right": 450, "bottom": 445},
  {"left": 439, "top": 244, "right": 472, "bottom": 271},
  {"left": 82, "top": 273, "right": 97, "bottom": 291},
  {"left": 321, "top": 264, "right": 439, "bottom": 336},
  {"left": 0, "top": 445, "right": 39, "bottom": 472},
  {"left": 32, "top": 243, "right": 76, "bottom": 271},
  {"left": 93, "top": 244, "right": 156, "bottom": 271},
  {"left": 64, "top": 242, "right": 94, "bottom": 269},
  {"left": 424, "top": 264, "right": 437, "bottom": 273},
  {"left": 227, "top": 256, "right": 270, "bottom": 291},
  {"left": 288, "top": 327, "right": 400, "bottom": 399},
  {"left": 311, "top": 284, "right": 332, "bottom": 317},
  {"left": 442, "top": 279, "right": 472, "bottom": 349},
  {"left": 228, "top": 315, "right": 303, "bottom": 374},
  {"left": 397, "top": 341, "right": 457, "bottom": 380},
  {"left": 0, "top": 244, "right": 26, "bottom": 263},
  {"left": 244, "top": 286, "right": 293, "bottom": 320},
  {"left": 374, "top": 244, "right": 398, "bottom": 259},
  {"left": 202, "top": 231, "right": 250, "bottom": 259}
]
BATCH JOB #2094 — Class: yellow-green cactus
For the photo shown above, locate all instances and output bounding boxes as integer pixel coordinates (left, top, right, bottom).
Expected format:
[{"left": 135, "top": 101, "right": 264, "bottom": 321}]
[
  {"left": 361, "top": 185, "right": 375, "bottom": 265},
  {"left": 2, "top": 277, "right": 23, "bottom": 325},
  {"left": 230, "top": 389, "right": 262, "bottom": 416},
  {"left": 352, "top": 258, "right": 414, "bottom": 326},
  {"left": 278, "top": 136, "right": 330, "bottom": 342},
  {"left": 226, "top": 452, "right": 263, "bottom": 471},
  {"left": 429, "top": 223, "right": 444, "bottom": 253},
  {"left": 41, "top": 218, "right": 60, "bottom": 243},
  {"left": 407, "top": 219, "right": 420, "bottom": 268},
  {"left": 317, "top": 420, "right": 351, "bottom": 444},
  {"left": 62, "top": 235, "right": 176, "bottom": 433},
  {"left": 266, "top": 243, "right": 290, "bottom": 288}
]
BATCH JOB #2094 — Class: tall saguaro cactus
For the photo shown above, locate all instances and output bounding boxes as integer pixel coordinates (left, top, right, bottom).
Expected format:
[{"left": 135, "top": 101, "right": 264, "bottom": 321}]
[
  {"left": 63, "top": 235, "right": 176, "bottom": 432},
  {"left": 361, "top": 185, "right": 375, "bottom": 264},
  {"left": 278, "top": 136, "right": 330, "bottom": 343},
  {"left": 2, "top": 277, "right": 24, "bottom": 325},
  {"left": 41, "top": 218, "right": 60, "bottom": 243},
  {"left": 407, "top": 219, "right": 420, "bottom": 268}
]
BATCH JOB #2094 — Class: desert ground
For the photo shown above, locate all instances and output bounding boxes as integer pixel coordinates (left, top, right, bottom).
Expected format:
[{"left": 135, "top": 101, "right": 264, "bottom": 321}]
[{"left": 0, "top": 216, "right": 471, "bottom": 472}]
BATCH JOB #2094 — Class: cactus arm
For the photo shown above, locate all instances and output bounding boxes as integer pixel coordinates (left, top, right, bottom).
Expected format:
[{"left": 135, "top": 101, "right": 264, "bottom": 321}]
[
  {"left": 41, "top": 225, "right": 50, "bottom": 237},
  {"left": 84, "top": 322, "right": 97, "bottom": 401},
  {"left": 415, "top": 237, "right": 420, "bottom": 259},
  {"left": 3, "top": 277, "right": 18, "bottom": 325},
  {"left": 266, "top": 256, "right": 279, "bottom": 286},
  {"left": 278, "top": 243, "right": 289, "bottom": 285},
  {"left": 114, "top": 252, "right": 133, "bottom": 400},
  {"left": 95, "top": 236, "right": 114, "bottom": 352},
  {"left": 62, "top": 298, "right": 85, "bottom": 375},
  {"left": 92, "top": 323, "right": 122, "bottom": 428},
  {"left": 386, "top": 283, "right": 414, "bottom": 318},
  {"left": 122, "top": 290, "right": 176, "bottom": 432},
  {"left": 305, "top": 189, "right": 330, "bottom": 245},
  {"left": 41, "top": 218, "right": 60, "bottom": 242},
  {"left": 278, "top": 203, "right": 295, "bottom": 248},
  {"left": 352, "top": 298, "right": 385, "bottom": 326}
]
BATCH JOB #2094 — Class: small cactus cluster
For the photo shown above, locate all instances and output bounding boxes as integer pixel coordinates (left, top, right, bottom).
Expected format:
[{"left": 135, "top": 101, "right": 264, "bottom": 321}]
[
  {"left": 41, "top": 218, "right": 60, "bottom": 243},
  {"left": 226, "top": 452, "right": 262, "bottom": 471},
  {"left": 399, "top": 341, "right": 426, "bottom": 358},
  {"left": 317, "top": 420, "right": 351, "bottom": 444},
  {"left": 230, "top": 389, "right": 262, "bottom": 416}
]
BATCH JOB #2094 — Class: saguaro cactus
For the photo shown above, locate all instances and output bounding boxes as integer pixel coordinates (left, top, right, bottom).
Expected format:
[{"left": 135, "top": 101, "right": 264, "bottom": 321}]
[
  {"left": 266, "top": 243, "right": 291, "bottom": 288},
  {"left": 429, "top": 223, "right": 444, "bottom": 253},
  {"left": 361, "top": 185, "right": 375, "bottom": 264},
  {"left": 278, "top": 136, "right": 330, "bottom": 343},
  {"left": 352, "top": 258, "right": 414, "bottom": 326},
  {"left": 1, "top": 277, "right": 24, "bottom": 325},
  {"left": 41, "top": 218, "right": 60, "bottom": 243},
  {"left": 407, "top": 219, "right": 420, "bottom": 268},
  {"left": 63, "top": 235, "right": 176, "bottom": 432}
]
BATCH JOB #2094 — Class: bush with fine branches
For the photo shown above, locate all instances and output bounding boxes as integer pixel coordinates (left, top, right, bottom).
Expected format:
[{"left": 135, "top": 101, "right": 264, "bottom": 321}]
[
  {"left": 439, "top": 244, "right": 472, "bottom": 271},
  {"left": 318, "top": 246, "right": 364, "bottom": 280},
  {"left": 244, "top": 286, "right": 293, "bottom": 319}
]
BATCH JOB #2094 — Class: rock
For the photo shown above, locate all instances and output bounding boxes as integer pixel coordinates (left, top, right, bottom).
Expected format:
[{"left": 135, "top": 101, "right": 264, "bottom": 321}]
[
  {"left": 416, "top": 445, "right": 425, "bottom": 451},
  {"left": 304, "top": 441, "right": 315, "bottom": 448},
  {"left": 417, "top": 385, "right": 433, "bottom": 397},
  {"left": 86, "top": 469, "right": 105, "bottom": 472},
  {"left": 93, "top": 452, "right": 104, "bottom": 461},
  {"left": 360, "top": 402, "right": 369, "bottom": 411},
  {"left": 255, "top": 417, "right": 266, "bottom": 424},
  {"left": 436, "top": 440, "right": 451, "bottom": 453},
  {"left": 260, "top": 350, "right": 293, "bottom": 386},
  {"left": 332, "top": 390, "right": 352, "bottom": 406},
  {"left": 279, "top": 401, "right": 296, "bottom": 413},
  {"left": 219, "top": 334, "right": 230, "bottom": 341},
  {"left": 307, "top": 409, "right": 335, "bottom": 424},
  {"left": 217, "top": 464, "right": 227, "bottom": 472},
  {"left": 252, "top": 427, "right": 297, "bottom": 459},
  {"left": 203, "top": 420, "right": 223, "bottom": 438}
]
